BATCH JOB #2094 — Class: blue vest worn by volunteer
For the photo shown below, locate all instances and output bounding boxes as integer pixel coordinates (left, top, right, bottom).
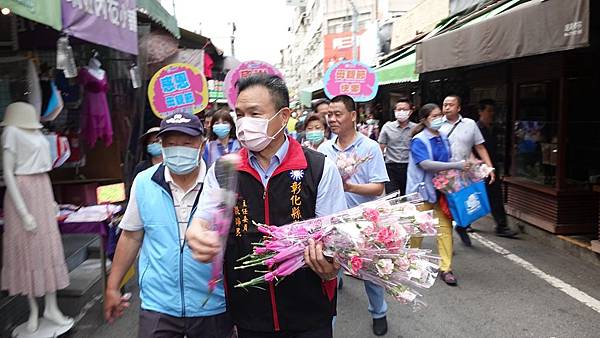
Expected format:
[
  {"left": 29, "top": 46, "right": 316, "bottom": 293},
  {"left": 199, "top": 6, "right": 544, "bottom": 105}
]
[
  {"left": 135, "top": 164, "right": 226, "bottom": 317},
  {"left": 406, "top": 129, "right": 451, "bottom": 204}
]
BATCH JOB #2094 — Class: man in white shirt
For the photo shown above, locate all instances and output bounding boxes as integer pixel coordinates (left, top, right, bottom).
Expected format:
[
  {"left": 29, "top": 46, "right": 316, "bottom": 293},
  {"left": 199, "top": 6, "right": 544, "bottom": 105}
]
[{"left": 440, "top": 95, "right": 495, "bottom": 247}]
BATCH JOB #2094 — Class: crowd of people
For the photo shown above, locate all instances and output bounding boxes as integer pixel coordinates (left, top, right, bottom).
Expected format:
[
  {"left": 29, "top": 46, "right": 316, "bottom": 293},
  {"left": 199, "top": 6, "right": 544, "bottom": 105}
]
[{"left": 105, "top": 74, "right": 517, "bottom": 338}]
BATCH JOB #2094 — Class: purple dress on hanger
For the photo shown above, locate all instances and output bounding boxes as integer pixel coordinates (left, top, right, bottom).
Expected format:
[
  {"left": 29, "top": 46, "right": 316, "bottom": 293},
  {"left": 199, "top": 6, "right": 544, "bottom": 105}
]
[{"left": 79, "top": 67, "right": 113, "bottom": 147}]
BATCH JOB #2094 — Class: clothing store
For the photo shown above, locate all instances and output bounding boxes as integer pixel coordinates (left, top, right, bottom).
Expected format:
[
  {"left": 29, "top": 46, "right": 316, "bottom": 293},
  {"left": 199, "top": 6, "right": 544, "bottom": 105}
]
[{"left": 0, "top": 0, "right": 179, "bottom": 335}]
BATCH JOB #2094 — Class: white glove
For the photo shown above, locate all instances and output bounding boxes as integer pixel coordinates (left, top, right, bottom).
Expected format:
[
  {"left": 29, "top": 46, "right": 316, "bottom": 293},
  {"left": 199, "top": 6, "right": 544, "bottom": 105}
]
[{"left": 22, "top": 213, "right": 38, "bottom": 232}]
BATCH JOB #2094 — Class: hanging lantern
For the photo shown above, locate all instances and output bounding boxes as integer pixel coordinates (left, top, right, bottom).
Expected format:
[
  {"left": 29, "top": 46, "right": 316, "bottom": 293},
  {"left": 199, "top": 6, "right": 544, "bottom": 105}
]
[
  {"left": 129, "top": 64, "right": 141, "bottom": 89},
  {"left": 56, "top": 36, "right": 77, "bottom": 78}
]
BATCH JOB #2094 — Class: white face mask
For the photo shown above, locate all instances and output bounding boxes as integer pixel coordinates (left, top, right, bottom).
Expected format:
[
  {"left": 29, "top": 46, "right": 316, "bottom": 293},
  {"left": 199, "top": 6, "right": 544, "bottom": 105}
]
[
  {"left": 395, "top": 110, "right": 411, "bottom": 122},
  {"left": 235, "top": 110, "right": 286, "bottom": 152}
]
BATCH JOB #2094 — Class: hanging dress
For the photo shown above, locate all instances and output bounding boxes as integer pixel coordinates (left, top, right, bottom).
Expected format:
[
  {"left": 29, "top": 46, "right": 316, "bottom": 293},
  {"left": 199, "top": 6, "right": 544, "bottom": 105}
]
[{"left": 79, "top": 67, "right": 113, "bottom": 147}]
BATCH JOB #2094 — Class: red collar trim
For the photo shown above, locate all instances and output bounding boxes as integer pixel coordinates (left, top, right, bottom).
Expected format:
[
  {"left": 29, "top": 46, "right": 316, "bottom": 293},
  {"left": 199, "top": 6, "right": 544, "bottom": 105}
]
[{"left": 238, "top": 138, "right": 308, "bottom": 181}]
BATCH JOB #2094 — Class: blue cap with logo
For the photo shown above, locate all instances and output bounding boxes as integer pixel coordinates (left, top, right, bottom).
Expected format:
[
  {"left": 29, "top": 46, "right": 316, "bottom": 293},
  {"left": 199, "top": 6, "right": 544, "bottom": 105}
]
[{"left": 157, "top": 113, "right": 204, "bottom": 137}]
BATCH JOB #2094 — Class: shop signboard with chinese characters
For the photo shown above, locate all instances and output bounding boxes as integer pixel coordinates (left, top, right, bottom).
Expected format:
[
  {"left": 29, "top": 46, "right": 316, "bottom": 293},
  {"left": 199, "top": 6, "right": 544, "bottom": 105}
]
[
  {"left": 323, "top": 31, "right": 364, "bottom": 72},
  {"left": 208, "top": 80, "right": 225, "bottom": 100},
  {"left": 323, "top": 60, "right": 379, "bottom": 102},
  {"left": 148, "top": 63, "right": 209, "bottom": 119},
  {"left": 224, "top": 60, "right": 283, "bottom": 109},
  {"left": 61, "top": 0, "right": 138, "bottom": 55}
]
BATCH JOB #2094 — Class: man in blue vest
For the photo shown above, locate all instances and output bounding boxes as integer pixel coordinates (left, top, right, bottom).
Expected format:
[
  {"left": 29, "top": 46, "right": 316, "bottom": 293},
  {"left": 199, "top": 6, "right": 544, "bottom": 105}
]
[
  {"left": 104, "top": 113, "right": 233, "bottom": 337},
  {"left": 187, "top": 74, "right": 347, "bottom": 338}
]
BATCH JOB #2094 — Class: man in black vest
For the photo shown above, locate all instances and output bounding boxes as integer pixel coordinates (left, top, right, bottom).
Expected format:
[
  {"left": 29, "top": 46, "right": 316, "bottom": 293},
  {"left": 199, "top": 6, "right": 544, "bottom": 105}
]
[{"left": 187, "top": 74, "right": 347, "bottom": 338}]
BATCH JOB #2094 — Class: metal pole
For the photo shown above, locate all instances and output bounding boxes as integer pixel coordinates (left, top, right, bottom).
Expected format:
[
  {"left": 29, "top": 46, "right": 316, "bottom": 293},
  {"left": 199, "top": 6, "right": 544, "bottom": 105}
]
[
  {"left": 349, "top": 0, "right": 358, "bottom": 61},
  {"left": 230, "top": 22, "right": 236, "bottom": 57}
]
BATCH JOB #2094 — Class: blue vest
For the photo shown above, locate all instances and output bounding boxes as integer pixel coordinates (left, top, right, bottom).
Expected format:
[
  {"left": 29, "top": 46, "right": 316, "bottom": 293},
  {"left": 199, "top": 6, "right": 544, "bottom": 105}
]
[
  {"left": 406, "top": 130, "right": 451, "bottom": 204},
  {"left": 135, "top": 165, "right": 226, "bottom": 317}
]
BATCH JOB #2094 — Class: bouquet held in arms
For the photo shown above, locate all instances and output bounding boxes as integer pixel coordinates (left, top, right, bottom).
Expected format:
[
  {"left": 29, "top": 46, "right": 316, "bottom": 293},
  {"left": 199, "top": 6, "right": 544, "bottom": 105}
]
[
  {"left": 235, "top": 193, "right": 441, "bottom": 309},
  {"left": 432, "top": 160, "right": 494, "bottom": 193},
  {"left": 203, "top": 154, "right": 241, "bottom": 306},
  {"left": 336, "top": 151, "right": 373, "bottom": 181}
]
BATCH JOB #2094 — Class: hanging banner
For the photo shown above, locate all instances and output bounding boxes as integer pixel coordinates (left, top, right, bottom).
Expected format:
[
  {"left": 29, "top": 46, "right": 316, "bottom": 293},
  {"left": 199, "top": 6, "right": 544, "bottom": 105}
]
[
  {"left": 0, "top": 0, "right": 62, "bottom": 30},
  {"left": 148, "top": 63, "right": 209, "bottom": 119},
  {"left": 224, "top": 60, "right": 284, "bottom": 109},
  {"left": 323, "top": 60, "right": 378, "bottom": 102},
  {"left": 61, "top": 0, "right": 138, "bottom": 55}
]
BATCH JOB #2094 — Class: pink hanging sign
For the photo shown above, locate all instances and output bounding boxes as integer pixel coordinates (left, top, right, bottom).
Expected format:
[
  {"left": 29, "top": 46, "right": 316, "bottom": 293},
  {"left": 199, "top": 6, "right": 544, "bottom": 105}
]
[
  {"left": 324, "top": 61, "right": 379, "bottom": 102},
  {"left": 148, "top": 63, "right": 209, "bottom": 119},
  {"left": 224, "top": 60, "right": 284, "bottom": 109}
]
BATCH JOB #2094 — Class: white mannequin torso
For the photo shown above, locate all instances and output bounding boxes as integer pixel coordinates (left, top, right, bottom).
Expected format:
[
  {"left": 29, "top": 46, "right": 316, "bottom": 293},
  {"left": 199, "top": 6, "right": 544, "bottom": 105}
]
[
  {"left": 2, "top": 126, "right": 52, "bottom": 175},
  {"left": 86, "top": 57, "right": 105, "bottom": 80}
]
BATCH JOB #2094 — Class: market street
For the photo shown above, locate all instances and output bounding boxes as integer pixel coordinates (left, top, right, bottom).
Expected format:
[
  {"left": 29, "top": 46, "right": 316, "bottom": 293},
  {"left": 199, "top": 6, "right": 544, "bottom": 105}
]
[{"left": 70, "top": 216, "right": 600, "bottom": 338}]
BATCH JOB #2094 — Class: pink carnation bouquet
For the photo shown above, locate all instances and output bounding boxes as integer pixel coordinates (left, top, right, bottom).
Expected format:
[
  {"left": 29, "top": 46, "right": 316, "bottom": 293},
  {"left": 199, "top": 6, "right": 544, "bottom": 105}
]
[
  {"left": 336, "top": 151, "right": 374, "bottom": 181},
  {"left": 433, "top": 160, "right": 494, "bottom": 193},
  {"left": 235, "top": 193, "right": 440, "bottom": 308}
]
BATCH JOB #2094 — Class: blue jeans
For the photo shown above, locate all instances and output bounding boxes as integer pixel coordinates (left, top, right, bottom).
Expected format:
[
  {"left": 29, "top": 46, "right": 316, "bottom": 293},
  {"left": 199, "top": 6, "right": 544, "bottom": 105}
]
[{"left": 364, "top": 280, "right": 387, "bottom": 319}]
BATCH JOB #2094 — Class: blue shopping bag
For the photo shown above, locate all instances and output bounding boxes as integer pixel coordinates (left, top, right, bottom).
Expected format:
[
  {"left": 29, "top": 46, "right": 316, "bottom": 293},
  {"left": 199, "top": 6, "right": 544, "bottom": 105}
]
[{"left": 445, "top": 181, "right": 491, "bottom": 227}]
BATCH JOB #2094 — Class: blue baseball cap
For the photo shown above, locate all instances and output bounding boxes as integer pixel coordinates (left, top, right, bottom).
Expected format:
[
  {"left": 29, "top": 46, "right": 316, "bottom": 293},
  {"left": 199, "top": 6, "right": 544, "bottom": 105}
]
[{"left": 157, "top": 113, "right": 204, "bottom": 137}]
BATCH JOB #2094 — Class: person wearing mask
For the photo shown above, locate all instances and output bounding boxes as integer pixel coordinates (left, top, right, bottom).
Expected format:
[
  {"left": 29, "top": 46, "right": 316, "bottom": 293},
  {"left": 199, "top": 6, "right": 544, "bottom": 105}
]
[
  {"left": 407, "top": 103, "right": 471, "bottom": 286},
  {"left": 104, "top": 113, "right": 233, "bottom": 337},
  {"left": 378, "top": 100, "right": 416, "bottom": 195},
  {"left": 302, "top": 113, "right": 327, "bottom": 150},
  {"left": 477, "top": 99, "right": 518, "bottom": 237},
  {"left": 317, "top": 95, "right": 390, "bottom": 336},
  {"left": 440, "top": 95, "right": 495, "bottom": 247},
  {"left": 131, "top": 127, "right": 162, "bottom": 179},
  {"left": 186, "top": 74, "right": 347, "bottom": 338},
  {"left": 313, "top": 98, "right": 335, "bottom": 139},
  {"left": 203, "top": 108, "right": 241, "bottom": 168}
]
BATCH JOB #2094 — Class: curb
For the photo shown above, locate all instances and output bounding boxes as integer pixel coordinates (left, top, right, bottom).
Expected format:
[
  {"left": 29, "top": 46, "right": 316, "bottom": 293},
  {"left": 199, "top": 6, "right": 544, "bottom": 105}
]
[{"left": 510, "top": 216, "right": 600, "bottom": 269}]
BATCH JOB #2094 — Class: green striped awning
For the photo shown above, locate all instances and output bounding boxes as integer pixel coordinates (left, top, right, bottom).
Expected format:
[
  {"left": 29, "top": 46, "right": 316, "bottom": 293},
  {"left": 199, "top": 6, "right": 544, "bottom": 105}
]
[
  {"left": 0, "top": 0, "right": 61, "bottom": 30},
  {"left": 137, "top": 0, "right": 180, "bottom": 39},
  {"left": 375, "top": 47, "right": 418, "bottom": 85}
]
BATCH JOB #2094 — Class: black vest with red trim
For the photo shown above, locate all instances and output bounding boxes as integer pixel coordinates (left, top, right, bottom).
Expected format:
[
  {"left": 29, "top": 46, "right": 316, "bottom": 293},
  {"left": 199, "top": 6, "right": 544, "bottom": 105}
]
[{"left": 225, "top": 138, "right": 335, "bottom": 332}]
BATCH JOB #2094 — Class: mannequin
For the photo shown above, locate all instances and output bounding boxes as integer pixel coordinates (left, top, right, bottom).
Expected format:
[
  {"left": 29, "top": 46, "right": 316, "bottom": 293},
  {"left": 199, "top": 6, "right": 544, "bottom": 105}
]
[
  {"left": 85, "top": 52, "right": 105, "bottom": 80},
  {"left": 1, "top": 102, "right": 73, "bottom": 334},
  {"left": 79, "top": 52, "right": 113, "bottom": 147}
]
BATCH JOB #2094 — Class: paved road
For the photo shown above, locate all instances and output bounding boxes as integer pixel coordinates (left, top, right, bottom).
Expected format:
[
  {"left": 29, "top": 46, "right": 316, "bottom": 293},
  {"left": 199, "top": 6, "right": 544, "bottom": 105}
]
[{"left": 70, "top": 216, "right": 600, "bottom": 338}]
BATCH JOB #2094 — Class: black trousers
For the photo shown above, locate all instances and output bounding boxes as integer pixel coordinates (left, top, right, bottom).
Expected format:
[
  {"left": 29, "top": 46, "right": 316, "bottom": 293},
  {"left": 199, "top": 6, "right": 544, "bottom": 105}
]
[
  {"left": 486, "top": 178, "right": 508, "bottom": 228},
  {"left": 237, "top": 325, "right": 333, "bottom": 338},
  {"left": 138, "top": 310, "right": 234, "bottom": 338},
  {"left": 384, "top": 163, "right": 408, "bottom": 195}
]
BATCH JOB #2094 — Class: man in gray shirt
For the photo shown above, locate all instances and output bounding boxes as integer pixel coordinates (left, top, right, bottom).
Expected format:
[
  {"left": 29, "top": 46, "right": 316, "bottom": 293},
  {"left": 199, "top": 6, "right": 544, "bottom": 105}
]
[
  {"left": 378, "top": 99, "right": 416, "bottom": 195},
  {"left": 440, "top": 95, "right": 495, "bottom": 247}
]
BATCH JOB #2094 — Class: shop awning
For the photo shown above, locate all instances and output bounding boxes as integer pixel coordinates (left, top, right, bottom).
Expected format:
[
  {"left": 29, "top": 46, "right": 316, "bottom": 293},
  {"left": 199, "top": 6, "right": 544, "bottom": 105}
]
[
  {"left": 299, "top": 83, "right": 323, "bottom": 108},
  {"left": 416, "top": 0, "right": 590, "bottom": 73},
  {"left": 137, "top": 0, "right": 180, "bottom": 39},
  {"left": 0, "top": 0, "right": 61, "bottom": 30},
  {"left": 375, "top": 47, "right": 418, "bottom": 85}
]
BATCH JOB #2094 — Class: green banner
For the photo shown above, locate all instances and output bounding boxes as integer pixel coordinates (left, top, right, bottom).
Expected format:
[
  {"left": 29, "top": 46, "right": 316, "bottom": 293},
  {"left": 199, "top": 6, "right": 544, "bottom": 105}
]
[{"left": 0, "top": 0, "right": 62, "bottom": 30}]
